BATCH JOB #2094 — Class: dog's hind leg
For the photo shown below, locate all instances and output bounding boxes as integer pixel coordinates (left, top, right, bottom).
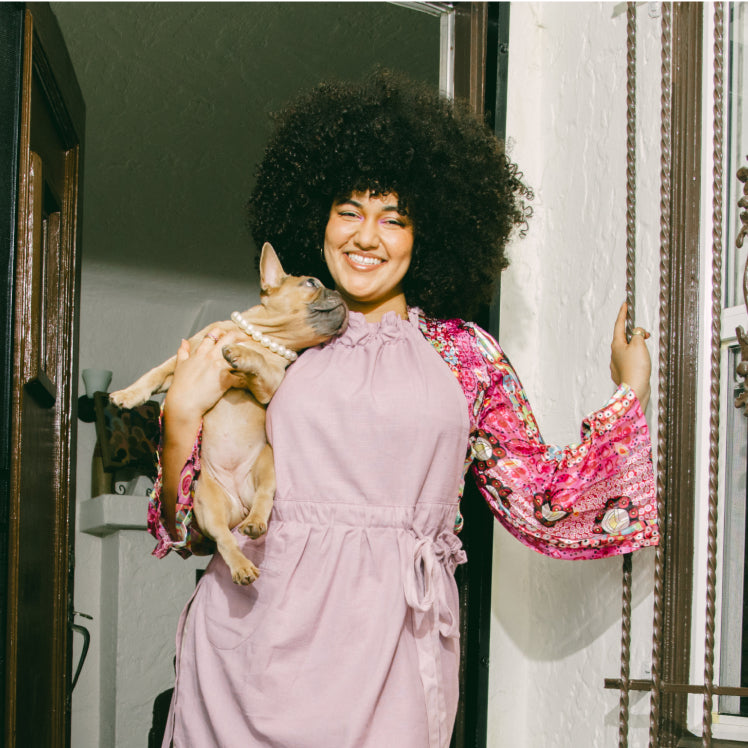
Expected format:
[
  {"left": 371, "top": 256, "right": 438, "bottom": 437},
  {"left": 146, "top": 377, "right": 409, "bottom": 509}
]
[
  {"left": 195, "top": 471, "right": 260, "bottom": 585},
  {"left": 236, "top": 443, "right": 275, "bottom": 539}
]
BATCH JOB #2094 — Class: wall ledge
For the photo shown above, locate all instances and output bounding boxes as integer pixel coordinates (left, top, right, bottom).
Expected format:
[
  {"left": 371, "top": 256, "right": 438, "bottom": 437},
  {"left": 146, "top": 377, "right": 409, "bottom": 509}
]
[{"left": 79, "top": 494, "right": 149, "bottom": 536}]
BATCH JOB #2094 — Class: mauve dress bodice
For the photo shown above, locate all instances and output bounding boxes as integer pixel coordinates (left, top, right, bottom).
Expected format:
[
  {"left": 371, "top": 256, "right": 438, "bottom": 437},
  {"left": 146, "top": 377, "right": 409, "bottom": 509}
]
[{"left": 167, "top": 309, "right": 470, "bottom": 748}]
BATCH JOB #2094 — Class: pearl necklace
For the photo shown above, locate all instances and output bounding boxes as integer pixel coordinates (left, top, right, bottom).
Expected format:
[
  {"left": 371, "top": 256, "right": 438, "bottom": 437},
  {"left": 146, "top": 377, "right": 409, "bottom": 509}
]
[{"left": 231, "top": 312, "right": 298, "bottom": 362}]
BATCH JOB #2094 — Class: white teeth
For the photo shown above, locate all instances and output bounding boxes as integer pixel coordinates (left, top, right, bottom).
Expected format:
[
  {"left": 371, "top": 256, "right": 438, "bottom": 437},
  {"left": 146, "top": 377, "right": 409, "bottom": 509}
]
[{"left": 348, "top": 253, "right": 383, "bottom": 266}]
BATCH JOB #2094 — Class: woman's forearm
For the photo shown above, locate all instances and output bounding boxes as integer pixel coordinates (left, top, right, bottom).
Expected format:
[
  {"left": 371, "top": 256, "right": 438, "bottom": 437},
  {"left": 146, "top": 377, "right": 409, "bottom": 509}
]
[
  {"left": 158, "top": 332, "right": 240, "bottom": 536},
  {"left": 624, "top": 379, "right": 650, "bottom": 412},
  {"left": 160, "top": 404, "right": 203, "bottom": 538}
]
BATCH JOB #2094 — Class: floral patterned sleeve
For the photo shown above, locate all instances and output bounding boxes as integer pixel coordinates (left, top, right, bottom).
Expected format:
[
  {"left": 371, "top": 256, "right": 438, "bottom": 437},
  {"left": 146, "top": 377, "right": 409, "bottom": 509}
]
[
  {"left": 147, "top": 413, "right": 214, "bottom": 559},
  {"left": 420, "top": 315, "right": 659, "bottom": 560}
]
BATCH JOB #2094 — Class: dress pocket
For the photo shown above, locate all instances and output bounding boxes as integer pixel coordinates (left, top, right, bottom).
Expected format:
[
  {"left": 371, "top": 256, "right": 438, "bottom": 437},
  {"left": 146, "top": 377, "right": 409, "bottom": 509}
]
[
  {"left": 201, "top": 531, "right": 285, "bottom": 651},
  {"left": 202, "top": 559, "right": 282, "bottom": 651}
]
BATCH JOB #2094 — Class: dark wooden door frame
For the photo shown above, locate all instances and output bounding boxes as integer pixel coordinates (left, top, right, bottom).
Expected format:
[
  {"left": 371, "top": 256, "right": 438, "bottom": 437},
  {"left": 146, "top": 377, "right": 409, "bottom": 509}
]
[
  {"left": 450, "top": 4, "right": 510, "bottom": 747},
  {"left": 4, "top": 4, "right": 84, "bottom": 745},
  {"left": 654, "top": 7, "right": 747, "bottom": 744},
  {"left": 0, "top": 3, "right": 25, "bottom": 739},
  {"left": 659, "top": 4, "right": 703, "bottom": 746}
]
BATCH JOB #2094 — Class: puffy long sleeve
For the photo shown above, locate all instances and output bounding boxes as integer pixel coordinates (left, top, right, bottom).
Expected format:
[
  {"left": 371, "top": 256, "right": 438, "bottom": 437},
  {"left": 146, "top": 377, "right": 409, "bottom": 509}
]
[
  {"left": 420, "top": 315, "right": 658, "bottom": 560},
  {"left": 147, "top": 416, "right": 213, "bottom": 558}
]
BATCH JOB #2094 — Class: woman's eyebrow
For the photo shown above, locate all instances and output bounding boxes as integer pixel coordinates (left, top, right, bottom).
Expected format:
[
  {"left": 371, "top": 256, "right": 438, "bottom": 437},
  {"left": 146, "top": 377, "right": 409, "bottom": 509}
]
[{"left": 335, "top": 198, "right": 403, "bottom": 213}]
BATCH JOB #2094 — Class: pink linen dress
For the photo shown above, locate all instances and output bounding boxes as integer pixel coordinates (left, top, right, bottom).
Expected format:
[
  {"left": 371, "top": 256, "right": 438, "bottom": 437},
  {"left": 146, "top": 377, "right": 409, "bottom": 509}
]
[{"left": 165, "top": 309, "right": 470, "bottom": 747}]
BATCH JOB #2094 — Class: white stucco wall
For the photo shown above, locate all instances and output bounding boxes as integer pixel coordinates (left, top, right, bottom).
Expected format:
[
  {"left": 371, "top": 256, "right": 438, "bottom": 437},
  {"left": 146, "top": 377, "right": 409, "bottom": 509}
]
[{"left": 489, "top": 3, "right": 662, "bottom": 746}]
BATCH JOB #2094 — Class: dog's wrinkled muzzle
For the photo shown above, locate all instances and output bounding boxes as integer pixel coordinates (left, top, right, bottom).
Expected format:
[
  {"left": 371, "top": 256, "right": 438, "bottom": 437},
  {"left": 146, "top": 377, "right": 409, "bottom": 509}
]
[
  {"left": 310, "top": 289, "right": 346, "bottom": 312},
  {"left": 308, "top": 290, "right": 348, "bottom": 336}
]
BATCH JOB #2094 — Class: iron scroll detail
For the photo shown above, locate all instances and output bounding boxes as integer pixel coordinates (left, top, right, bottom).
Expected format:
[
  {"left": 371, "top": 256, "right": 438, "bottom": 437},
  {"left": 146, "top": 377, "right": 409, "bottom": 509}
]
[{"left": 734, "top": 159, "right": 748, "bottom": 414}]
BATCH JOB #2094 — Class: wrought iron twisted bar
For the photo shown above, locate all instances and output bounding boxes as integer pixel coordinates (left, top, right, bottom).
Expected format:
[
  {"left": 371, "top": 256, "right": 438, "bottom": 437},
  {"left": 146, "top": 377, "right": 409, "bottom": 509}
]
[
  {"left": 701, "top": 4, "right": 725, "bottom": 745},
  {"left": 618, "top": 6, "right": 638, "bottom": 747},
  {"left": 625, "top": 2, "right": 637, "bottom": 338},
  {"left": 606, "top": 678, "right": 748, "bottom": 697},
  {"left": 648, "top": 3, "right": 672, "bottom": 746},
  {"left": 619, "top": 552, "right": 634, "bottom": 748}
]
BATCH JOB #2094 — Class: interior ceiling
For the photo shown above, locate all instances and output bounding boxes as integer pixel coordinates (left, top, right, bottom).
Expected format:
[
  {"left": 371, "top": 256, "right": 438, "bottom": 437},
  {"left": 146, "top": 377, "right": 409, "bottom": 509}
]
[{"left": 49, "top": 2, "right": 440, "bottom": 281}]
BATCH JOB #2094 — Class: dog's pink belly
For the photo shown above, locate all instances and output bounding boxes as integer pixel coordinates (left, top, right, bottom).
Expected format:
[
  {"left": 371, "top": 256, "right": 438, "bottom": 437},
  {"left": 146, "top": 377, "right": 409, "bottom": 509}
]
[
  {"left": 203, "top": 451, "right": 264, "bottom": 504},
  {"left": 201, "top": 397, "right": 269, "bottom": 508}
]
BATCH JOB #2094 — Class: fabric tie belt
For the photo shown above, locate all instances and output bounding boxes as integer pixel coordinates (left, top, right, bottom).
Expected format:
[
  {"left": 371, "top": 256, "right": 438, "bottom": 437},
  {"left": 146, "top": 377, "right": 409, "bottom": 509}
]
[{"left": 403, "top": 531, "right": 467, "bottom": 748}]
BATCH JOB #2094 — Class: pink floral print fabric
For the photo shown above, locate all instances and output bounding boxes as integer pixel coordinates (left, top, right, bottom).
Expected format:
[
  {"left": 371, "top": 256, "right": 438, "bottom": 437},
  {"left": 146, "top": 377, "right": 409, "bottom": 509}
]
[
  {"left": 418, "top": 314, "right": 658, "bottom": 559},
  {"left": 148, "top": 416, "right": 211, "bottom": 558}
]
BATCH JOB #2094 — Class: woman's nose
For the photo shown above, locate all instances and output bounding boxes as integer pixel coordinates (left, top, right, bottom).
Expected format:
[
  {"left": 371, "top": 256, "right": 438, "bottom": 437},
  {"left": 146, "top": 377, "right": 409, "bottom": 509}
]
[{"left": 355, "top": 218, "right": 380, "bottom": 249}]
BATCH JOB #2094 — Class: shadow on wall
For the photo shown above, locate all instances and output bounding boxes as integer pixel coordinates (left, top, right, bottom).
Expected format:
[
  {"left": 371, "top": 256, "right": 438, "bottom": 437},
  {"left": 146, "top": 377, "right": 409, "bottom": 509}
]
[{"left": 493, "top": 537, "right": 655, "bottom": 661}]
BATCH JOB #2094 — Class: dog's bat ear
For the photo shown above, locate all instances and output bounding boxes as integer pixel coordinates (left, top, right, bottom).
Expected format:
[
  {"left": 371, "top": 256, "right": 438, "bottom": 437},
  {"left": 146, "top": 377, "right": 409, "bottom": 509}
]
[{"left": 259, "top": 242, "right": 287, "bottom": 291}]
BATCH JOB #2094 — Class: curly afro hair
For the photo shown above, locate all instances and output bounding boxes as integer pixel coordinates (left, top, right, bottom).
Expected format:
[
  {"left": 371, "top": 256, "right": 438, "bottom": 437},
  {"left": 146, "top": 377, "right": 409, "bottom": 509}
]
[{"left": 247, "top": 70, "right": 531, "bottom": 320}]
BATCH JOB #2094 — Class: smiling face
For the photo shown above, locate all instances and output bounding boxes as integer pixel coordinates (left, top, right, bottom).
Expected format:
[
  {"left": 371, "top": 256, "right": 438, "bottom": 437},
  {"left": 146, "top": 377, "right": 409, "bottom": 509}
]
[{"left": 322, "top": 191, "right": 414, "bottom": 321}]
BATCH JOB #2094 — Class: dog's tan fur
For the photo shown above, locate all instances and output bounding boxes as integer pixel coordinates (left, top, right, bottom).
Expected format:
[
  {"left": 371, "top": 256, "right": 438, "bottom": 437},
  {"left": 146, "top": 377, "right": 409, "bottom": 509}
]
[{"left": 110, "top": 243, "right": 347, "bottom": 584}]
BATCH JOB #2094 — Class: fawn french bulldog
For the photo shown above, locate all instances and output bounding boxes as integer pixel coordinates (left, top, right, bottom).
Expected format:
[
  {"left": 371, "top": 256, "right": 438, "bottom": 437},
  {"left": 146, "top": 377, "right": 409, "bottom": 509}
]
[{"left": 110, "top": 243, "right": 348, "bottom": 584}]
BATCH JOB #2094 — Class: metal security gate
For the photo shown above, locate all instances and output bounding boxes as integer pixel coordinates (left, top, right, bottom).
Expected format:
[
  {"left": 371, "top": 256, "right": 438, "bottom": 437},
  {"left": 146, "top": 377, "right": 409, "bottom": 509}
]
[{"left": 604, "top": 4, "right": 748, "bottom": 746}]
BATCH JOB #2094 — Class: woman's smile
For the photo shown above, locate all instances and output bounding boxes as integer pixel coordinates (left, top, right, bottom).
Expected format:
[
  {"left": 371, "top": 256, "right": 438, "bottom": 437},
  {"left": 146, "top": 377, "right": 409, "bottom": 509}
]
[
  {"left": 323, "top": 190, "right": 414, "bottom": 321},
  {"left": 345, "top": 252, "right": 385, "bottom": 268}
]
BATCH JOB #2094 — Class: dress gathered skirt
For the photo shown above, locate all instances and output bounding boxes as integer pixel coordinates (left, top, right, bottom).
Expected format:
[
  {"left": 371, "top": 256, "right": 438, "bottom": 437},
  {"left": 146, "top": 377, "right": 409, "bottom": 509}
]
[{"left": 165, "top": 310, "right": 471, "bottom": 747}]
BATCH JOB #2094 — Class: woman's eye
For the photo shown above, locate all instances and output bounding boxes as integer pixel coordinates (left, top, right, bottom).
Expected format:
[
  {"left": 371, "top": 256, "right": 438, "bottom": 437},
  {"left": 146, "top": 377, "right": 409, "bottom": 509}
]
[{"left": 305, "top": 278, "right": 319, "bottom": 288}]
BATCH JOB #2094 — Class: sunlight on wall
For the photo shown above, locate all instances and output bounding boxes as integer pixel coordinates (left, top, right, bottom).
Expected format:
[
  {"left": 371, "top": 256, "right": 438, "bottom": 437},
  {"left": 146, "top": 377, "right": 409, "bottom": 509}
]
[{"left": 493, "top": 3, "right": 662, "bottom": 746}]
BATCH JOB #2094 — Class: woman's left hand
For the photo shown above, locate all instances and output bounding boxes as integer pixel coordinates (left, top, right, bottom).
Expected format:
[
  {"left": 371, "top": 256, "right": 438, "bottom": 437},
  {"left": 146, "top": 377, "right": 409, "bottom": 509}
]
[{"left": 610, "top": 302, "right": 651, "bottom": 411}]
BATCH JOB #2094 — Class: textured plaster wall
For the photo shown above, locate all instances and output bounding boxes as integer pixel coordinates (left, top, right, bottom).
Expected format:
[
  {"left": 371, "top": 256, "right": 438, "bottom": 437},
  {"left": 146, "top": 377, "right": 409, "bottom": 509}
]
[{"left": 490, "top": 3, "right": 662, "bottom": 746}]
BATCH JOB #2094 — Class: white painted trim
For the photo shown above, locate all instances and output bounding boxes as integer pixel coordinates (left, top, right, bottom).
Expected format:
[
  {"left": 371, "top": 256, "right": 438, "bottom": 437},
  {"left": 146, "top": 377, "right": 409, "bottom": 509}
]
[
  {"left": 719, "top": 341, "right": 748, "bottom": 718},
  {"left": 722, "top": 304, "right": 748, "bottom": 343},
  {"left": 439, "top": 8, "right": 455, "bottom": 99},
  {"left": 388, "top": 1, "right": 453, "bottom": 18},
  {"left": 386, "top": 1, "right": 455, "bottom": 98}
]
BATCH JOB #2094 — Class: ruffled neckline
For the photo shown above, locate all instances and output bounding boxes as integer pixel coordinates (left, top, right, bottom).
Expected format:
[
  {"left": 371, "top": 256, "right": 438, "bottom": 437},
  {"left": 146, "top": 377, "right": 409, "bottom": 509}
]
[{"left": 331, "top": 308, "right": 421, "bottom": 348}]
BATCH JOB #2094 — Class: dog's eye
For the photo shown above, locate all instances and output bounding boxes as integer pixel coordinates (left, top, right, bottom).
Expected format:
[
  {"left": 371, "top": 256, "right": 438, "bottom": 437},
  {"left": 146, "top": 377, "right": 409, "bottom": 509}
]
[{"left": 305, "top": 278, "right": 320, "bottom": 289}]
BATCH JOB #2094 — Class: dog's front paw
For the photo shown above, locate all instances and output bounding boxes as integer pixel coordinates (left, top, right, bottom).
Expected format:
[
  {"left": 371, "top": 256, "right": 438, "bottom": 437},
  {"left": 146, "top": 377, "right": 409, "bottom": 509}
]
[
  {"left": 219, "top": 543, "right": 261, "bottom": 585},
  {"left": 231, "top": 559, "right": 261, "bottom": 586},
  {"left": 238, "top": 513, "right": 268, "bottom": 539},
  {"left": 109, "top": 387, "right": 148, "bottom": 409}
]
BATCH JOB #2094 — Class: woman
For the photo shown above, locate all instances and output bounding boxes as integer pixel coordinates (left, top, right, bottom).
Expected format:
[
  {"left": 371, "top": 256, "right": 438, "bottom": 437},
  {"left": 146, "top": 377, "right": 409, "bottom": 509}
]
[{"left": 150, "top": 72, "right": 656, "bottom": 747}]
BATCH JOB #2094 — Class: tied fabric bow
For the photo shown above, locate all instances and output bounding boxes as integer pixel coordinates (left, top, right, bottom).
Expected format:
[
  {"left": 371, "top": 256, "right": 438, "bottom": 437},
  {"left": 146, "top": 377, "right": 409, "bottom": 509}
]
[
  {"left": 404, "top": 530, "right": 466, "bottom": 638},
  {"left": 402, "top": 529, "right": 466, "bottom": 748}
]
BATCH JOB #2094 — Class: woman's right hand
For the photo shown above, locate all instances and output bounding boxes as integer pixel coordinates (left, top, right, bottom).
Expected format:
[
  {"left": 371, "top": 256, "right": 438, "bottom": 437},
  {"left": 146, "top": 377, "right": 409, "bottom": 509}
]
[
  {"left": 164, "top": 328, "right": 244, "bottom": 422},
  {"left": 610, "top": 303, "right": 651, "bottom": 411}
]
